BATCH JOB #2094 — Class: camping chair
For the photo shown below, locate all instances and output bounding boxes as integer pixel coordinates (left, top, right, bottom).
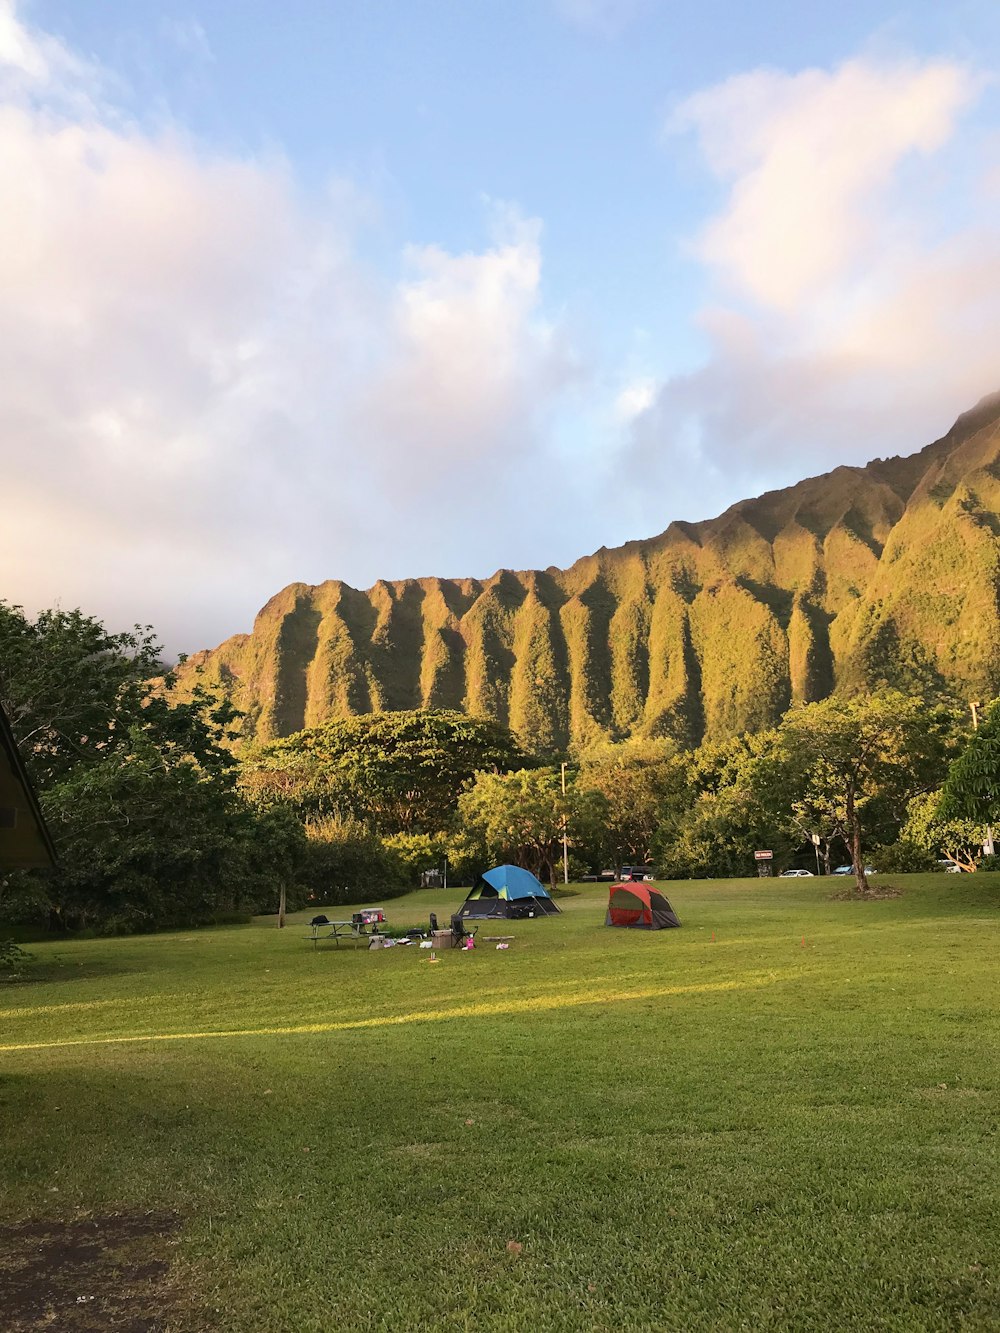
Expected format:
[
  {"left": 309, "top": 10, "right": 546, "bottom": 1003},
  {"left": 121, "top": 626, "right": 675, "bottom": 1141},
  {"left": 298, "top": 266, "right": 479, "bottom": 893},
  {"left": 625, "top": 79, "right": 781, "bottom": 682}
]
[{"left": 450, "top": 913, "right": 478, "bottom": 947}]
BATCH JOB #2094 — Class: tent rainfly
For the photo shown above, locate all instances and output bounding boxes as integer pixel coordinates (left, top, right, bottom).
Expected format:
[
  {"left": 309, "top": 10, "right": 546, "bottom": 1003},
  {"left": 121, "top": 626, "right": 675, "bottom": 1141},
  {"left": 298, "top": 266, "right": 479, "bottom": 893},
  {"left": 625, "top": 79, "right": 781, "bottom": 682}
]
[
  {"left": 457, "top": 864, "right": 561, "bottom": 919},
  {"left": 0, "top": 702, "right": 56, "bottom": 872},
  {"left": 605, "top": 883, "right": 680, "bottom": 929}
]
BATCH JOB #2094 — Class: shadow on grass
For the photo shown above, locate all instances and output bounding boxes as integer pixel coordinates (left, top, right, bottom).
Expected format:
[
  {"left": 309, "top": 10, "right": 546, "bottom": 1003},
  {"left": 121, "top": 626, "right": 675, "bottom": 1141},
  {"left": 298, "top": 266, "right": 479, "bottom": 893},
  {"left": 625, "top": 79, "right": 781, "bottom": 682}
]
[{"left": 1, "top": 959, "right": 139, "bottom": 989}]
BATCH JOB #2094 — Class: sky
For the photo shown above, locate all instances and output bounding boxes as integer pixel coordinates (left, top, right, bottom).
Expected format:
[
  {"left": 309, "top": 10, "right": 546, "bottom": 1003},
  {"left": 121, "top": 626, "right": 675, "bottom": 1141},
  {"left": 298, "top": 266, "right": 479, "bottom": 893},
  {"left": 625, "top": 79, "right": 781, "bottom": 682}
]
[{"left": 3, "top": 0, "right": 1000, "bottom": 655}]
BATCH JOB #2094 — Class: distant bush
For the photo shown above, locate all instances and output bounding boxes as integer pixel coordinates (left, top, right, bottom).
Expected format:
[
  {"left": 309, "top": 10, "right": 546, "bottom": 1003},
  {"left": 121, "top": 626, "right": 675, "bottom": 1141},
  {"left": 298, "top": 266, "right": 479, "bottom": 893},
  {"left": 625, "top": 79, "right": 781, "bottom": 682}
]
[
  {"left": 0, "top": 876, "right": 51, "bottom": 928},
  {"left": 977, "top": 853, "right": 1000, "bottom": 873},
  {"left": 381, "top": 831, "right": 449, "bottom": 885},
  {"left": 870, "top": 841, "right": 936, "bottom": 874},
  {"left": 0, "top": 937, "right": 31, "bottom": 976},
  {"left": 303, "top": 815, "right": 409, "bottom": 905}
]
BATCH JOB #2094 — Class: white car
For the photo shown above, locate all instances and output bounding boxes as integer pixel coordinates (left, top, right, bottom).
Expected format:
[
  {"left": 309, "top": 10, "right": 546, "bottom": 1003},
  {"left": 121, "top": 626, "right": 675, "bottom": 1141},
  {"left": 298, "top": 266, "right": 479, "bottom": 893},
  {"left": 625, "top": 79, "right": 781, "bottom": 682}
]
[{"left": 779, "top": 869, "right": 814, "bottom": 877}]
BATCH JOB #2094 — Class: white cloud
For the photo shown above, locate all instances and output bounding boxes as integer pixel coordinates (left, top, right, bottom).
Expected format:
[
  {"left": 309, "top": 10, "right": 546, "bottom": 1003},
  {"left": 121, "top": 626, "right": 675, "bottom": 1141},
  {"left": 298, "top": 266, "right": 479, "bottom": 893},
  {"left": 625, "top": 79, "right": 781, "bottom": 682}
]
[
  {"left": 0, "top": 0, "right": 103, "bottom": 111},
  {"left": 615, "top": 378, "right": 656, "bottom": 422},
  {"left": 631, "top": 53, "right": 1000, "bottom": 512},
  {"left": 553, "top": 0, "right": 645, "bottom": 37},
  {"left": 160, "top": 18, "right": 214, "bottom": 64},
  {"left": 672, "top": 57, "right": 977, "bottom": 310},
  {"left": 0, "top": 2, "right": 578, "bottom": 653},
  {"left": 357, "top": 214, "right": 576, "bottom": 489}
]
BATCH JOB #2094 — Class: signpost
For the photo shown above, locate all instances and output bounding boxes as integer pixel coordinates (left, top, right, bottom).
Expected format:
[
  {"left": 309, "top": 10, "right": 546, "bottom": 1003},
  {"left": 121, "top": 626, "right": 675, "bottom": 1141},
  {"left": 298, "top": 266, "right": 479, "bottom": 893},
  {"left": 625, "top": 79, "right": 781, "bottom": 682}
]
[
  {"left": 809, "top": 832, "right": 822, "bottom": 875},
  {"left": 754, "top": 849, "right": 773, "bottom": 878}
]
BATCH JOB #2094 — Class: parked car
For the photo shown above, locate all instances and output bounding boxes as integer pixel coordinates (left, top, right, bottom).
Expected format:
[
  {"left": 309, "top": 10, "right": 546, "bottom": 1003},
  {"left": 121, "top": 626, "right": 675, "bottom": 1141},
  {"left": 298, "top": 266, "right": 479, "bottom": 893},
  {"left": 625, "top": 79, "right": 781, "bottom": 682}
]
[
  {"left": 779, "top": 869, "right": 813, "bottom": 877},
  {"left": 937, "top": 859, "right": 963, "bottom": 874},
  {"left": 833, "top": 864, "right": 877, "bottom": 875}
]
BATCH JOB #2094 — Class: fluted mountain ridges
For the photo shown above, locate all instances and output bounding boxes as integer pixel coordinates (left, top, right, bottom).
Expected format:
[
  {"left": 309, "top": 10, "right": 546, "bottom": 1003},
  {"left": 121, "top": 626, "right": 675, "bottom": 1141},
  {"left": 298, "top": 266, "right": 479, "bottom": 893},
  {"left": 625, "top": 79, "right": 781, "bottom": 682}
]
[{"left": 178, "top": 395, "right": 1000, "bottom": 752}]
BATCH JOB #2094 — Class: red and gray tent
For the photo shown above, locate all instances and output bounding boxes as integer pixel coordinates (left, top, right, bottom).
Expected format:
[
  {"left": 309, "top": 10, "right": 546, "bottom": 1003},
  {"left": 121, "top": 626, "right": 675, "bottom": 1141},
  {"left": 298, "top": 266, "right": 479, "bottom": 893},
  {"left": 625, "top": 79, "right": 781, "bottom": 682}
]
[{"left": 605, "top": 883, "right": 680, "bottom": 929}]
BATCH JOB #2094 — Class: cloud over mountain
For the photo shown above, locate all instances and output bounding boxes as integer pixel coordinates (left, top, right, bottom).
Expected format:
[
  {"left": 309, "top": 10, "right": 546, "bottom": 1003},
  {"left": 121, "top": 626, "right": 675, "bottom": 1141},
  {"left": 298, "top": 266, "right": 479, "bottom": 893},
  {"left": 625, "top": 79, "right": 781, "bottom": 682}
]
[
  {"left": 0, "top": 3, "right": 576, "bottom": 651},
  {"left": 629, "top": 53, "right": 1000, "bottom": 506},
  {"left": 1, "top": 2, "right": 998, "bottom": 658}
]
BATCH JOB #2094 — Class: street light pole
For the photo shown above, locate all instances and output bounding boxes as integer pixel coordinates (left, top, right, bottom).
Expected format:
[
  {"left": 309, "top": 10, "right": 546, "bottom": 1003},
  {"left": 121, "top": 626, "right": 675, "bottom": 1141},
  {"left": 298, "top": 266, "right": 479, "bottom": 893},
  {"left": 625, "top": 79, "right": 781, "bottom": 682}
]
[
  {"left": 970, "top": 702, "right": 995, "bottom": 856},
  {"left": 560, "top": 761, "right": 569, "bottom": 885}
]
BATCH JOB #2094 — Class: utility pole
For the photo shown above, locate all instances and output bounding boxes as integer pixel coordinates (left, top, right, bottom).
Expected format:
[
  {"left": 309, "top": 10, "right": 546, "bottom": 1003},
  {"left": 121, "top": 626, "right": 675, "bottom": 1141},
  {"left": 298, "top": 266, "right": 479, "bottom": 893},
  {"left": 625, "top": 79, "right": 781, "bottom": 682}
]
[
  {"left": 970, "top": 702, "right": 995, "bottom": 856},
  {"left": 560, "top": 761, "right": 569, "bottom": 885}
]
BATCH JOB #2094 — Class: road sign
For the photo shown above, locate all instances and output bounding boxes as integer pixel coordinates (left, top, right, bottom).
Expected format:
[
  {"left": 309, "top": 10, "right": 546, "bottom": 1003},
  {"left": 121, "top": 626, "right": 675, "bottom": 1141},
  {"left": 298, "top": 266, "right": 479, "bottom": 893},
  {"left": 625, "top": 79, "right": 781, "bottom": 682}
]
[{"left": 753, "top": 849, "right": 773, "bottom": 861}]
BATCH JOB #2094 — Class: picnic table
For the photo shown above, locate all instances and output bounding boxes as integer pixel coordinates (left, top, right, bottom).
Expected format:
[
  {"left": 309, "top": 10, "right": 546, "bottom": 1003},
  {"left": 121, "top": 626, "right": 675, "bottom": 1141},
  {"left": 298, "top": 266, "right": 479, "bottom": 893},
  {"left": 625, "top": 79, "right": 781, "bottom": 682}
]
[
  {"left": 305, "top": 920, "right": 365, "bottom": 948},
  {"left": 305, "top": 911, "right": 386, "bottom": 949}
]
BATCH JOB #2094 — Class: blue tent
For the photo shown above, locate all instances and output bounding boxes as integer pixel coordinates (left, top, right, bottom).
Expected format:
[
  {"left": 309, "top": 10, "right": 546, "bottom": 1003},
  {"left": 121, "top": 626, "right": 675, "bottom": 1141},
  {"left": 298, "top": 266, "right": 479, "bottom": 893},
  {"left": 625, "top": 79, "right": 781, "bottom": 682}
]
[{"left": 458, "top": 864, "right": 561, "bottom": 919}]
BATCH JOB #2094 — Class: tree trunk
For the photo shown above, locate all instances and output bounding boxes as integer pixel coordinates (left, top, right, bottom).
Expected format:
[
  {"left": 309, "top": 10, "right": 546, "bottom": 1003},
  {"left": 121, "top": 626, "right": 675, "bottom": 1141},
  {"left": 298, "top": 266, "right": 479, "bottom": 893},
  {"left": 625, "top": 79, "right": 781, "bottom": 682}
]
[
  {"left": 846, "top": 789, "right": 870, "bottom": 894},
  {"left": 277, "top": 882, "right": 286, "bottom": 929}
]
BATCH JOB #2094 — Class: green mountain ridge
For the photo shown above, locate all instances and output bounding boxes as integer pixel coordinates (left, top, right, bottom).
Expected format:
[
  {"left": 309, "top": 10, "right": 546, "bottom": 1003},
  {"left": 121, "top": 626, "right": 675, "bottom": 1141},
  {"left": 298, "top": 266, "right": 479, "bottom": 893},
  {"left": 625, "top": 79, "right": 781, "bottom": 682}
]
[{"left": 179, "top": 393, "right": 1000, "bottom": 751}]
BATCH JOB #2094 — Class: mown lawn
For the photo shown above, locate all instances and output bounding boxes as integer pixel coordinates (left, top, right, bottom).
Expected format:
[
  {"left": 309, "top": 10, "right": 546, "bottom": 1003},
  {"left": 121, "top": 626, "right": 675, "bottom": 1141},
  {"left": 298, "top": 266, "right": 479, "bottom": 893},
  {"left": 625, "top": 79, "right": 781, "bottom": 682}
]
[{"left": 2, "top": 875, "right": 1000, "bottom": 1331}]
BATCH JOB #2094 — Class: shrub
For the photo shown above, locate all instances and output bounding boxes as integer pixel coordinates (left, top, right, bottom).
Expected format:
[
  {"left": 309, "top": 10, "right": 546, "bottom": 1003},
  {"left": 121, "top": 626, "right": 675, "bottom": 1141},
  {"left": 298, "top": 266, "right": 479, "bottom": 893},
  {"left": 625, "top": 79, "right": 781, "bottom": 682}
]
[
  {"left": 302, "top": 815, "right": 409, "bottom": 905},
  {"left": 870, "top": 841, "right": 936, "bottom": 873},
  {"left": 0, "top": 937, "right": 30, "bottom": 976}
]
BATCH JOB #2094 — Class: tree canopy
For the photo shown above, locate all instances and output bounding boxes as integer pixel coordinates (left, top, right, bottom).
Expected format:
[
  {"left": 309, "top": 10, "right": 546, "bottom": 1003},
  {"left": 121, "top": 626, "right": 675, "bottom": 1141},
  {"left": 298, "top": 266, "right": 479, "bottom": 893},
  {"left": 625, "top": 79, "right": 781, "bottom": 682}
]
[
  {"left": 458, "top": 767, "right": 607, "bottom": 889},
  {"left": 940, "top": 700, "right": 1000, "bottom": 827},
  {"left": 0, "top": 603, "right": 300, "bottom": 932},
  {"left": 242, "top": 709, "right": 530, "bottom": 834},
  {"left": 765, "top": 691, "right": 953, "bottom": 893}
]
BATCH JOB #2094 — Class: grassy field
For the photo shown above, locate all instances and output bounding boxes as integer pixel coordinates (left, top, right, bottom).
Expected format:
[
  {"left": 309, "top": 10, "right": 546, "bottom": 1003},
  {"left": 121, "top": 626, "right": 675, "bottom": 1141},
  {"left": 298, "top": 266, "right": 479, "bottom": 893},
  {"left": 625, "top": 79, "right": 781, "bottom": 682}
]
[{"left": 2, "top": 874, "right": 1000, "bottom": 1331}]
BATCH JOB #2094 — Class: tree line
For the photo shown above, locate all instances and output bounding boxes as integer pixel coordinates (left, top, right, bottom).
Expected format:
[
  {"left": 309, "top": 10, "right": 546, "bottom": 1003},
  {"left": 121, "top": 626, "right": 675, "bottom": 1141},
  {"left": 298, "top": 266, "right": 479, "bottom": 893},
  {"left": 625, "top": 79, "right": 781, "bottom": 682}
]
[{"left": 2, "top": 601, "right": 998, "bottom": 935}]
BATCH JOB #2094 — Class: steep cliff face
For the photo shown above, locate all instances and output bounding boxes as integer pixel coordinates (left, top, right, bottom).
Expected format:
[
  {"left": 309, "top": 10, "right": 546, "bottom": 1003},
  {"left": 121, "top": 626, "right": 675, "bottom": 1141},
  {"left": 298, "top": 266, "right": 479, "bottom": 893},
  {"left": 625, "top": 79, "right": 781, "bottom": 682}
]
[{"left": 178, "top": 396, "right": 1000, "bottom": 751}]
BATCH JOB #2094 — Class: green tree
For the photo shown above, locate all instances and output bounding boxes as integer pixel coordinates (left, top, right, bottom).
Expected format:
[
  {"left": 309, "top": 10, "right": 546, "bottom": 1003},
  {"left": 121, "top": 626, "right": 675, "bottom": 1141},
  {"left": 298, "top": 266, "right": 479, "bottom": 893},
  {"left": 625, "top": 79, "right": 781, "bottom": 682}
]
[
  {"left": 243, "top": 709, "right": 529, "bottom": 834},
  {"left": 577, "top": 739, "right": 687, "bottom": 870},
  {"left": 245, "top": 802, "right": 309, "bottom": 927},
  {"left": 41, "top": 730, "right": 254, "bottom": 931},
  {"left": 458, "top": 768, "right": 607, "bottom": 889},
  {"left": 0, "top": 602, "right": 239, "bottom": 785},
  {"left": 382, "top": 831, "right": 450, "bottom": 886},
  {"left": 301, "top": 814, "right": 409, "bottom": 905},
  {"left": 768, "top": 692, "right": 952, "bottom": 894},
  {"left": 899, "top": 789, "right": 983, "bottom": 872},
  {"left": 940, "top": 699, "right": 1000, "bottom": 839},
  {"left": 654, "top": 781, "right": 792, "bottom": 879},
  {"left": 0, "top": 603, "right": 284, "bottom": 932}
]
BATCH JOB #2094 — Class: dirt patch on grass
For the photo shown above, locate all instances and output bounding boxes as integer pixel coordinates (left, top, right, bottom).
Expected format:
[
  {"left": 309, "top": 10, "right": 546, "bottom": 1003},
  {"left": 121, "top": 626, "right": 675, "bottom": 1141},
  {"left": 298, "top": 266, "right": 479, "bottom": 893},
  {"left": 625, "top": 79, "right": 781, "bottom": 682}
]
[
  {"left": 828, "top": 884, "right": 904, "bottom": 900},
  {"left": 0, "top": 1209, "right": 189, "bottom": 1331},
  {"left": 917, "top": 1083, "right": 983, "bottom": 1100}
]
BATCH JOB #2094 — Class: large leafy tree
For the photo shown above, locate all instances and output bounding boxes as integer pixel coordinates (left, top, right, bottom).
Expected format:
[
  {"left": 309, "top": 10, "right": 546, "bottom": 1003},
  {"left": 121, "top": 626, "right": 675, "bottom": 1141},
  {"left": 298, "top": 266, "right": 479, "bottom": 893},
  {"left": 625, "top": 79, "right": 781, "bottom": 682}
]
[
  {"left": 458, "top": 767, "right": 607, "bottom": 888},
  {"left": 0, "top": 604, "right": 163, "bottom": 783},
  {"left": 0, "top": 603, "right": 293, "bottom": 931},
  {"left": 767, "top": 692, "right": 953, "bottom": 894},
  {"left": 0, "top": 602, "right": 239, "bottom": 785},
  {"left": 243, "top": 709, "right": 530, "bottom": 834},
  {"left": 650, "top": 731, "right": 798, "bottom": 879},
  {"left": 895, "top": 790, "right": 982, "bottom": 872},
  {"left": 940, "top": 699, "right": 1000, "bottom": 837},
  {"left": 577, "top": 739, "right": 688, "bottom": 870}
]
